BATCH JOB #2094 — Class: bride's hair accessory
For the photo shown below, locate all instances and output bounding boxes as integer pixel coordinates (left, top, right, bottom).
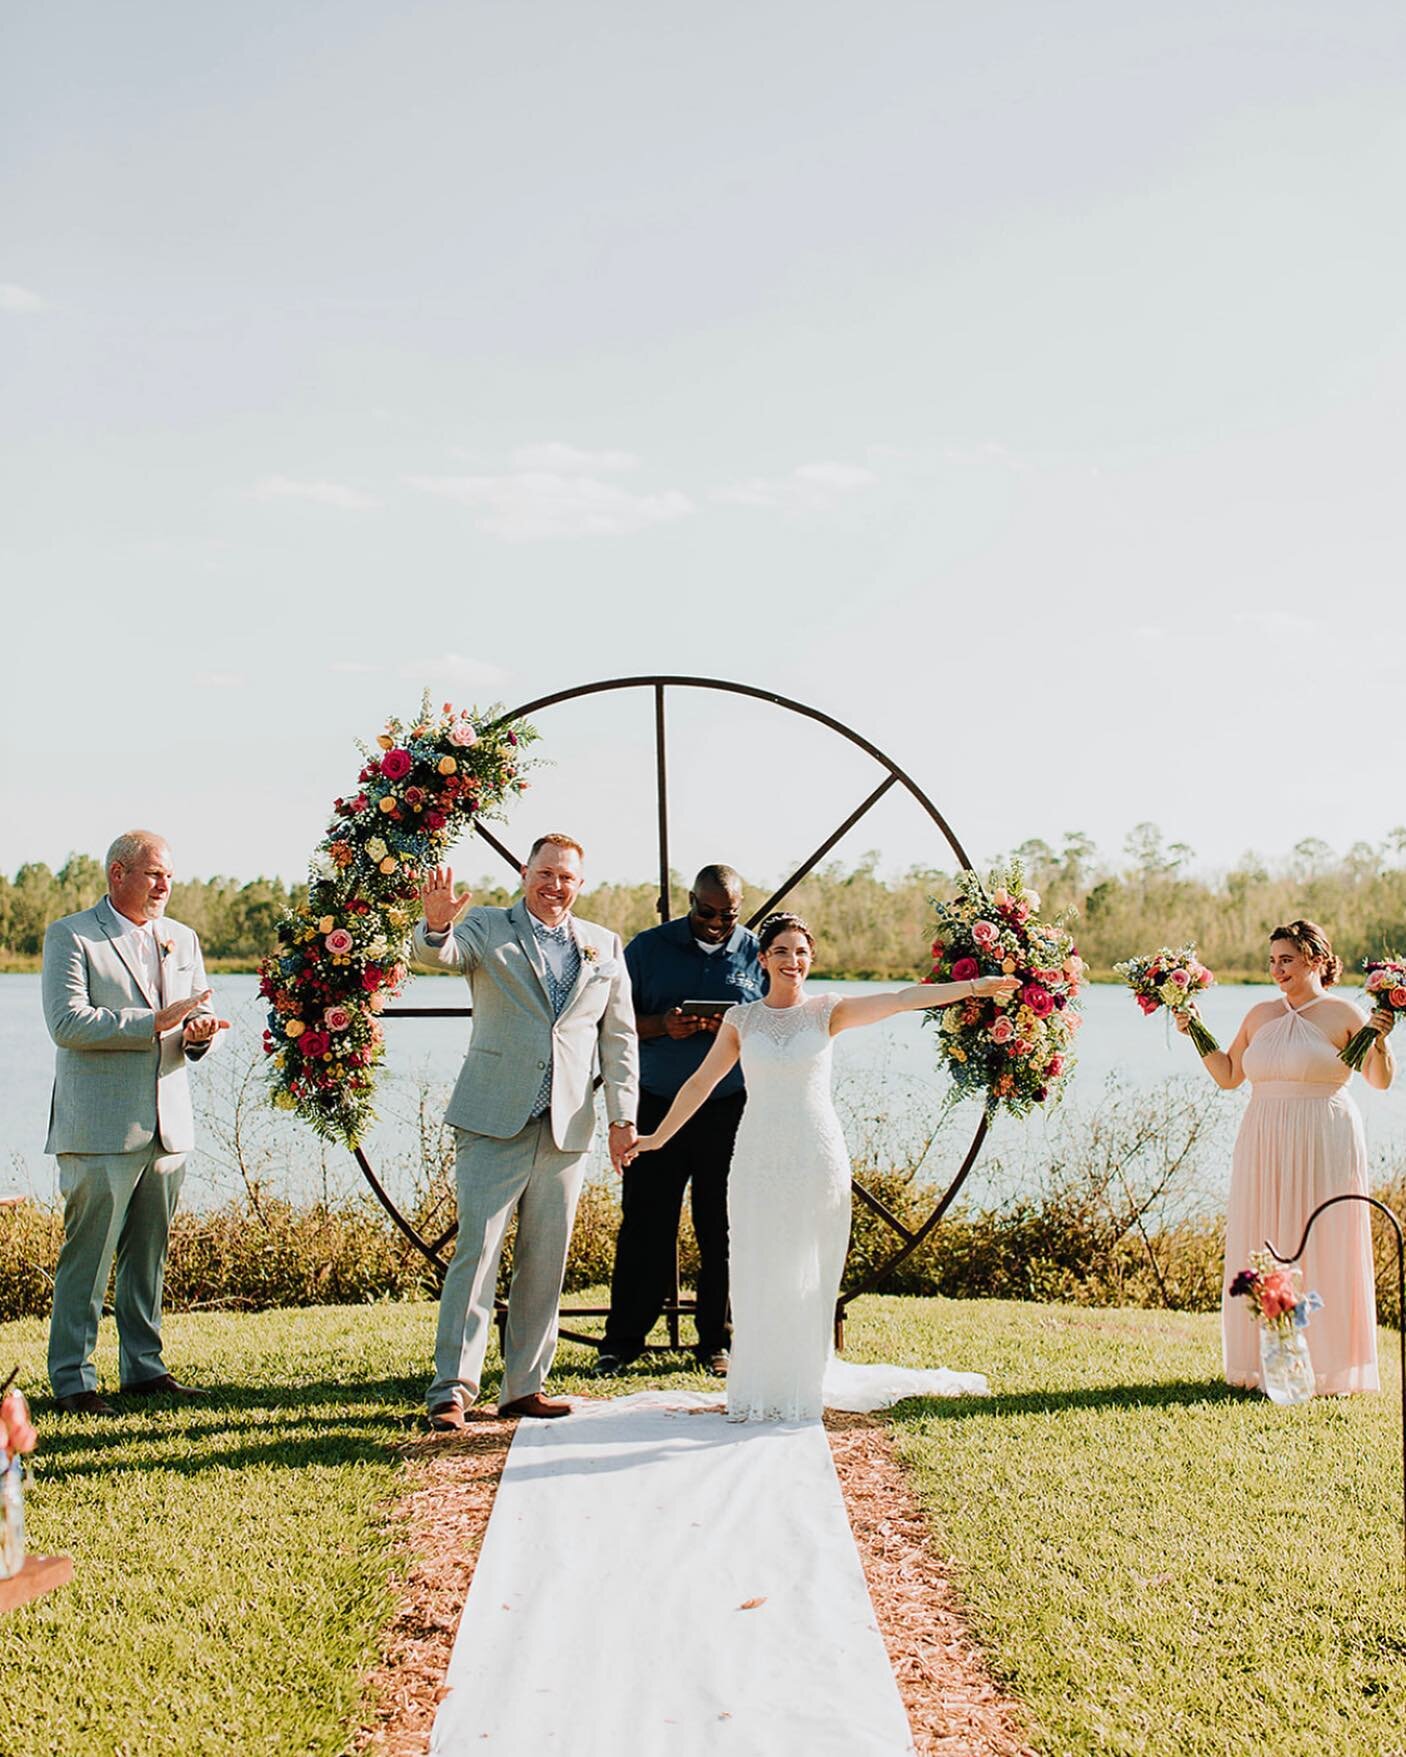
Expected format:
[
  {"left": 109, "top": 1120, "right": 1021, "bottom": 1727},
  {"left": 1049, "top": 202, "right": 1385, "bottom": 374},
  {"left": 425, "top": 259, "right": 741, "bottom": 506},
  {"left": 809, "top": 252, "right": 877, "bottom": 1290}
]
[{"left": 757, "top": 912, "right": 815, "bottom": 955}]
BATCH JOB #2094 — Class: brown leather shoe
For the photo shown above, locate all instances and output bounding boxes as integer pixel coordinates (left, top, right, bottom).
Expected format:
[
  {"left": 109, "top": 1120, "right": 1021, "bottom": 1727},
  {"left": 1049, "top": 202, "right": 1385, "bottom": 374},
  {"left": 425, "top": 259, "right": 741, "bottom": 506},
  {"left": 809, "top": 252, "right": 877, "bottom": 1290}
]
[
  {"left": 120, "top": 1374, "right": 202, "bottom": 1399},
  {"left": 697, "top": 1349, "right": 731, "bottom": 1378},
  {"left": 428, "top": 1402, "right": 467, "bottom": 1433},
  {"left": 498, "top": 1393, "right": 572, "bottom": 1419},
  {"left": 56, "top": 1390, "right": 117, "bottom": 1416}
]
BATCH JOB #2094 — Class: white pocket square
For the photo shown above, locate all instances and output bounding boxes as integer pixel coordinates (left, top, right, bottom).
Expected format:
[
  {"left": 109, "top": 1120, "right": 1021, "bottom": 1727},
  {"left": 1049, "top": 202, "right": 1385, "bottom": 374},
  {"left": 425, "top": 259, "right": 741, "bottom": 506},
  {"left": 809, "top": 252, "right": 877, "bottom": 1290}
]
[{"left": 590, "top": 959, "right": 619, "bottom": 979}]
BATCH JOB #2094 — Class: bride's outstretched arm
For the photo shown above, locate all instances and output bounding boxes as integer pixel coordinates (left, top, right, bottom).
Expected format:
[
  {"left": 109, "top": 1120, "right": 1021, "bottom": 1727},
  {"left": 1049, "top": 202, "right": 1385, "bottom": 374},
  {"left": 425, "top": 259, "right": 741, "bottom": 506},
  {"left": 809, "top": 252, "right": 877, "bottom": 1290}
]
[
  {"left": 831, "top": 974, "right": 1021, "bottom": 1034},
  {"left": 622, "top": 1023, "right": 741, "bottom": 1163}
]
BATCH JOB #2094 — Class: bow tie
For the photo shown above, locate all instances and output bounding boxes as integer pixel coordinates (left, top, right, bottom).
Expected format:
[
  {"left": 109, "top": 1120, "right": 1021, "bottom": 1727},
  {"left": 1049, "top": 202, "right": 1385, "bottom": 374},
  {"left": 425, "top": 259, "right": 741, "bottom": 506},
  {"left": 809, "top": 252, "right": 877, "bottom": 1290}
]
[{"left": 534, "top": 920, "right": 571, "bottom": 943}]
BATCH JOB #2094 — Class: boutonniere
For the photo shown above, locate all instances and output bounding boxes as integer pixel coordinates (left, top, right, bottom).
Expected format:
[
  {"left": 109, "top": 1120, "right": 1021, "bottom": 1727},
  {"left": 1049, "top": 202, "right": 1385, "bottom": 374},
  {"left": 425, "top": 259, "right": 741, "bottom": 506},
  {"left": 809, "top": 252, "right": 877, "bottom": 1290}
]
[
  {"left": 580, "top": 945, "right": 600, "bottom": 964},
  {"left": 159, "top": 938, "right": 175, "bottom": 960}
]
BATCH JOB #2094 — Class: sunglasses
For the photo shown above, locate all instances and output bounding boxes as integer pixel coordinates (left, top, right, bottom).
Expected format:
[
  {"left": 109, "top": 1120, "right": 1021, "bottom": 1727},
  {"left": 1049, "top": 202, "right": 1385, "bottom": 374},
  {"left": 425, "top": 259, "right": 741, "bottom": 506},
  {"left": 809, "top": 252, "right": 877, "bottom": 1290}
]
[{"left": 691, "top": 896, "right": 740, "bottom": 923}]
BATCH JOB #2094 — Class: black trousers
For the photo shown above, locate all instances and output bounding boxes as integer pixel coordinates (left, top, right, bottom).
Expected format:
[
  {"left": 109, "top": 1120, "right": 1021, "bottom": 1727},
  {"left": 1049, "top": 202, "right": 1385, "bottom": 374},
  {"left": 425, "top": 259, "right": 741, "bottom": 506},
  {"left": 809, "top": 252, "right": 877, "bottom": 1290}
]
[{"left": 602, "top": 1088, "right": 744, "bottom": 1356}]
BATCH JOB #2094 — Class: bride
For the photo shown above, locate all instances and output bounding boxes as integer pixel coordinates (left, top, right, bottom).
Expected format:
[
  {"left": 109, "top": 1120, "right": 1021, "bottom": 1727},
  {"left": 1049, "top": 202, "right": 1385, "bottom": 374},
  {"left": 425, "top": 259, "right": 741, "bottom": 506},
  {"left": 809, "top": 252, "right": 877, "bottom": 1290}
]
[{"left": 625, "top": 913, "right": 1017, "bottom": 1421}]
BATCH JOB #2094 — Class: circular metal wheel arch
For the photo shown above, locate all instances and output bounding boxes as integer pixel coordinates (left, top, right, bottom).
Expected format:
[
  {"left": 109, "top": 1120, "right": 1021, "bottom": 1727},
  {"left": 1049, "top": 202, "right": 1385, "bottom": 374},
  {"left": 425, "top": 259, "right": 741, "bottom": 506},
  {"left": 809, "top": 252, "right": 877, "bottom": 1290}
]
[{"left": 352, "top": 675, "right": 988, "bottom": 1347}]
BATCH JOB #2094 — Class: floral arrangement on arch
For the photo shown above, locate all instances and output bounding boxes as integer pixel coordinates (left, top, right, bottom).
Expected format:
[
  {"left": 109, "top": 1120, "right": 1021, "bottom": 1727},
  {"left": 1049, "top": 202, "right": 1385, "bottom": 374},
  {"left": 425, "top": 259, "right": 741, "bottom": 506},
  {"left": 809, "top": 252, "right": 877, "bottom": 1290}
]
[
  {"left": 259, "top": 692, "right": 538, "bottom": 1145},
  {"left": 925, "top": 861, "right": 1085, "bottom": 1118}
]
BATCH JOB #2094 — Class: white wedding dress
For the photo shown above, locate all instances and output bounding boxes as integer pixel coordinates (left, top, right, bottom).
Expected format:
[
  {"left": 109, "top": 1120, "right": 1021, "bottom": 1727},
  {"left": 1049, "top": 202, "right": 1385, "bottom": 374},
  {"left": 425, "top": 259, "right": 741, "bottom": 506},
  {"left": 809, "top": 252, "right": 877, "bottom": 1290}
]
[{"left": 723, "top": 993, "right": 989, "bottom": 1422}]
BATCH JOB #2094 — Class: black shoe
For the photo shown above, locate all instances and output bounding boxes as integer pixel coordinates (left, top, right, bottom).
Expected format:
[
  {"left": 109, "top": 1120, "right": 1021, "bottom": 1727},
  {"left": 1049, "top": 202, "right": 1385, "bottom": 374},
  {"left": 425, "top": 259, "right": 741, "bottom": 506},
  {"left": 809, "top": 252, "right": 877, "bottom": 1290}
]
[
  {"left": 593, "top": 1351, "right": 638, "bottom": 1376},
  {"left": 56, "top": 1390, "right": 117, "bottom": 1416},
  {"left": 120, "top": 1374, "right": 203, "bottom": 1400}
]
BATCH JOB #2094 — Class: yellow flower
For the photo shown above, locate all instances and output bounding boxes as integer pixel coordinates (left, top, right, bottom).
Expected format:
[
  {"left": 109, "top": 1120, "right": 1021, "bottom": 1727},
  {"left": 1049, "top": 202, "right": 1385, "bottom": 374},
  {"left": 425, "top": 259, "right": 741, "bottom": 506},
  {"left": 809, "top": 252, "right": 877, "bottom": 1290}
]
[
  {"left": 379, "top": 795, "right": 396, "bottom": 814},
  {"left": 952, "top": 1047, "right": 967, "bottom": 1063},
  {"left": 438, "top": 755, "right": 457, "bottom": 775},
  {"left": 1001, "top": 958, "right": 1017, "bottom": 974},
  {"left": 272, "top": 1090, "right": 298, "bottom": 1111},
  {"left": 317, "top": 915, "right": 335, "bottom": 934},
  {"left": 366, "top": 837, "right": 388, "bottom": 862},
  {"left": 284, "top": 1019, "right": 306, "bottom": 1038},
  {"left": 377, "top": 734, "right": 394, "bottom": 750},
  {"left": 379, "top": 857, "right": 398, "bottom": 874}
]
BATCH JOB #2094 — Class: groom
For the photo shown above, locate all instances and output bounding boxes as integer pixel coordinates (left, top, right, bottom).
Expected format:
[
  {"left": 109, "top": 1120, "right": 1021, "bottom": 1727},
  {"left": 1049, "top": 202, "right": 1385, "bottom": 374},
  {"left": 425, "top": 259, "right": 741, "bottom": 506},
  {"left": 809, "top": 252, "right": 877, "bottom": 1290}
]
[{"left": 414, "top": 833, "right": 638, "bottom": 1427}]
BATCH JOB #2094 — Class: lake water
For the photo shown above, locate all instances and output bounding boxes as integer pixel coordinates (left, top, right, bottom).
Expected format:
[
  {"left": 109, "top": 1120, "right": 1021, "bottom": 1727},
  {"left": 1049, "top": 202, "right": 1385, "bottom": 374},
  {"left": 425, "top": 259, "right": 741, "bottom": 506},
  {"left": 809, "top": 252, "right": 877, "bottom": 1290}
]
[{"left": 6, "top": 974, "right": 1405, "bottom": 1211}]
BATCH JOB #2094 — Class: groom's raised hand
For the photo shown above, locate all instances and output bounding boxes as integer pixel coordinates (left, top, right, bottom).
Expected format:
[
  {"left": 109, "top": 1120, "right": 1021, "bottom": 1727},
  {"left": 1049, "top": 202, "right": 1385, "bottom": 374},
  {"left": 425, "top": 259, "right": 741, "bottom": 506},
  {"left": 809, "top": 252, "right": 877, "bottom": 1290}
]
[{"left": 421, "top": 865, "right": 472, "bottom": 933}]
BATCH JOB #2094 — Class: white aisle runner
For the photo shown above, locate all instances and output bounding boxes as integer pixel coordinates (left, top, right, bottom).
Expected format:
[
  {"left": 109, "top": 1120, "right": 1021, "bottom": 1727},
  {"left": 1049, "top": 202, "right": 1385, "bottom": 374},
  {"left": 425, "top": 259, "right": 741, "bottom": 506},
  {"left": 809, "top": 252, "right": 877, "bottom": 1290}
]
[{"left": 429, "top": 1392, "right": 916, "bottom": 1756}]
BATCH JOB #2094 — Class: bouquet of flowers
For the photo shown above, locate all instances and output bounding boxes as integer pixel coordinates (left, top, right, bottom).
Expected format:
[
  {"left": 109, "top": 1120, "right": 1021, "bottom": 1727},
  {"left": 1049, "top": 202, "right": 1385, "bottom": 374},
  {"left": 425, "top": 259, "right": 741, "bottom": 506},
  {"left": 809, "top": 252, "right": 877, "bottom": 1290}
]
[
  {"left": 1112, "top": 945, "right": 1219, "bottom": 1056},
  {"left": 1229, "top": 1253, "right": 1322, "bottom": 1335},
  {"left": 260, "top": 692, "right": 538, "bottom": 1145},
  {"left": 0, "top": 1375, "right": 37, "bottom": 1581},
  {"left": 925, "top": 862, "right": 1085, "bottom": 1118},
  {"left": 1341, "top": 957, "right": 1406, "bottom": 1070}
]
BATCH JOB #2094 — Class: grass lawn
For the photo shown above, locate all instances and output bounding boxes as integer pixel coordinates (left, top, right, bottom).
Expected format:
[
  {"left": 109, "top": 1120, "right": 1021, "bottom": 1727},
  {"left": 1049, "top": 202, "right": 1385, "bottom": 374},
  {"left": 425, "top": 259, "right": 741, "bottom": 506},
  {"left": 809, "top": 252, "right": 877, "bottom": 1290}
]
[{"left": 1, "top": 1297, "right": 1403, "bottom": 1755}]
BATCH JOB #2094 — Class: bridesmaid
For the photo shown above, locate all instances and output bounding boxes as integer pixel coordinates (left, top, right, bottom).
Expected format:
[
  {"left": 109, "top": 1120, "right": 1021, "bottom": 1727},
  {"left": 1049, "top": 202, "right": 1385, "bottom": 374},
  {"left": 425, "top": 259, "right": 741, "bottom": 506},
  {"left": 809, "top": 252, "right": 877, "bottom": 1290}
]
[{"left": 1176, "top": 920, "right": 1396, "bottom": 1395}]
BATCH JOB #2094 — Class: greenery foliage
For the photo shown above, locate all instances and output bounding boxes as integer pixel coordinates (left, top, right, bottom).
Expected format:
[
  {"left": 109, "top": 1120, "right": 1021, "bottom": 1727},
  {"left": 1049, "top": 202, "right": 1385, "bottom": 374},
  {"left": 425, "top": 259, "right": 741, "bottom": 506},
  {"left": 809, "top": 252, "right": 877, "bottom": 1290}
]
[{"left": 5, "top": 822, "right": 1404, "bottom": 976}]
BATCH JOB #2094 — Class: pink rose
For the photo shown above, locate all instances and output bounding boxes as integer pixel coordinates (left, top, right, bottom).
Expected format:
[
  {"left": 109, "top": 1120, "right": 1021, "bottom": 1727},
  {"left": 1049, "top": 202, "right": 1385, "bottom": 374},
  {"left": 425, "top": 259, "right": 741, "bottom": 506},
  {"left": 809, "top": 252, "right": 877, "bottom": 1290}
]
[
  {"left": 1067, "top": 1011, "right": 1084, "bottom": 1031},
  {"left": 1045, "top": 1055, "right": 1065, "bottom": 1077},
  {"left": 951, "top": 956, "right": 979, "bottom": 983},
  {"left": 1169, "top": 968, "right": 1190, "bottom": 988},
  {"left": 1392, "top": 988, "right": 1406, "bottom": 1009},
  {"left": 972, "top": 920, "right": 999, "bottom": 946},
  {"left": 1258, "top": 1271, "right": 1298, "bottom": 1320},
  {"left": 1366, "top": 970, "right": 1387, "bottom": 992},
  {"left": 325, "top": 929, "right": 354, "bottom": 956},
  {"left": 1023, "top": 983, "right": 1055, "bottom": 1018},
  {"left": 990, "top": 1016, "right": 1015, "bottom": 1044},
  {"left": 324, "top": 1006, "right": 353, "bottom": 1032},
  {"left": 449, "top": 722, "right": 478, "bottom": 747},
  {"left": 381, "top": 748, "right": 412, "bottom": 781}
]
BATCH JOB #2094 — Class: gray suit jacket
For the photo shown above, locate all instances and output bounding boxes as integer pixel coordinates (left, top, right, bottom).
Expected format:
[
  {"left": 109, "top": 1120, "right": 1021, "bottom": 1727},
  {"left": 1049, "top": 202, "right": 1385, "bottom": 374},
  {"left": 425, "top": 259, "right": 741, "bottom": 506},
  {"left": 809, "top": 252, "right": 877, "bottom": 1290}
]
[
  {"left": 411, "top": 900, "right": 638, "bottom": 1152},
  {"left": 42, "top": 899, "right": 218, "bottom": 1156}
]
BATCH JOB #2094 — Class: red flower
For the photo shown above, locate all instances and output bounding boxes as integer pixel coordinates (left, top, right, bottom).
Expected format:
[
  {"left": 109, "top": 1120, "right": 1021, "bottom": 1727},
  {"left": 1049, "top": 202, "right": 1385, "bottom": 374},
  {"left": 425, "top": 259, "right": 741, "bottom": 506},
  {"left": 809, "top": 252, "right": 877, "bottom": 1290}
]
[
  {"left": 381, "top": 748, "right": 412, "bottom": 780},
  {"left": 1136, "top": 994, "right": 1159, "bottom": 1015},
  {"left": 300, "top": 1030, "right": 330, "bottom": 1059},
  {"left": 1022, "top": 983, "right": 1055, "bottom": 1018},
  {"left": 951, "top": 956, "right": 979, "bottom": 983},
  {"left": 362, "top": 965, "right": 385, "bottom": 992},
  {"left": 425, "top": 810, "right": 447, "bottom": 830}
]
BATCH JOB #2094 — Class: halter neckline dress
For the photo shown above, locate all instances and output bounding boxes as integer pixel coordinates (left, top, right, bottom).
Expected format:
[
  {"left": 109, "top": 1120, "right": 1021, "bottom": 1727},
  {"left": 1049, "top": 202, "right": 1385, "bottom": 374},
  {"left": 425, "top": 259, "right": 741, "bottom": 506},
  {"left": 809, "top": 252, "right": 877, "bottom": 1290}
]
[{"left": 1224, "top": 993, "right": 1378, "bottom": 1395}]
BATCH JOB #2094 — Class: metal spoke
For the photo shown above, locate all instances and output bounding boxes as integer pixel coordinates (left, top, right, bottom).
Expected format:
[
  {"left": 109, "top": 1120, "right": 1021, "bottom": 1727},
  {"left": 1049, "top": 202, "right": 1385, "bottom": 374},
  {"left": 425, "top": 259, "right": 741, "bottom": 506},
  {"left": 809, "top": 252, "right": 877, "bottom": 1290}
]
[
  {"left": 654, "top": 683, "right": 671, "bottom": 921},
  {"left": 745, "top": 774, "right": 898, "bottom": 930},
  {"left": 472, "top": 820, "right": 523, "bottom": 877}
]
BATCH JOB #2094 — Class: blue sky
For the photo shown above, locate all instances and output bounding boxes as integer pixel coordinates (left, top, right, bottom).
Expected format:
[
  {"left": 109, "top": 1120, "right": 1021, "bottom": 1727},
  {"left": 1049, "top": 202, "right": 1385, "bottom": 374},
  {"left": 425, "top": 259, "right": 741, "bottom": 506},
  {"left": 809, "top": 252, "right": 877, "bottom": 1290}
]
[{"left": 3, "top": 2, "right": 1403, "bottom": 889}]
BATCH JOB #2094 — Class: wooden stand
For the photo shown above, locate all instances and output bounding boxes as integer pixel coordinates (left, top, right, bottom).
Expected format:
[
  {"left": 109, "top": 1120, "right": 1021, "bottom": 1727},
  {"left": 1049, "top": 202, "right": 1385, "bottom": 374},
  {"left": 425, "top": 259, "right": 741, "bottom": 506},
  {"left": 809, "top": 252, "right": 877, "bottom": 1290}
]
[{"left": 0, "top": 1554, "right": 73, "bottom": 1614}]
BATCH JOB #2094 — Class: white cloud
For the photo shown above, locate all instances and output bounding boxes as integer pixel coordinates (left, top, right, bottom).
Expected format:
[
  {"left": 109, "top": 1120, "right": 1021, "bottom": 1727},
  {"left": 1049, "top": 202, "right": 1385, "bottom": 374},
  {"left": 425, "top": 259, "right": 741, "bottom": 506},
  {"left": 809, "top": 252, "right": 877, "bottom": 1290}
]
[
  {"left": 404, "top": 471, "right": 693, "bottom": 540},
  {"left": 250, "top": 476, "right": 380, "bottom": 510},
  {"left": 0, "top": 283, "right": 45, "bottom": 313},
  {"left": 509, "top": 442, "right": 639, "bottom": 474},
  {"left": 398, "top": 655, "right": 509, "bottom": 689},
  {"left": 711, "top": 460, "right": 878, "bottom": 512}
]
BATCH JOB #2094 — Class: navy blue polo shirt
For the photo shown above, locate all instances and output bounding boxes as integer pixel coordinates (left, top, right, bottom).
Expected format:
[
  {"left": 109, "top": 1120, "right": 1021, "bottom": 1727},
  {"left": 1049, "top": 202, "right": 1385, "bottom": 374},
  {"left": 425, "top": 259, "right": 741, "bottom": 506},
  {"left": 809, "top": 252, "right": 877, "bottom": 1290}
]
[{"left": 624, "top": 917, "right": 765, "bottom": 1100}]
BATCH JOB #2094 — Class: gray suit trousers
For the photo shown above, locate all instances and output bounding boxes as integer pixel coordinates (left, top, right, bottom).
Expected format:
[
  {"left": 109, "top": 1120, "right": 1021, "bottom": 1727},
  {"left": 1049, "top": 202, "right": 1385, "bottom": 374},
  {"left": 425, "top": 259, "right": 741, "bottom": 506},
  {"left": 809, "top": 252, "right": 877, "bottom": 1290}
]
[
  {"left": 48, "top": 1144, "right": 186, "bottom": 1397},
  {"left": 428, "top": 1120, "right": 587, "bottom": 1412}
]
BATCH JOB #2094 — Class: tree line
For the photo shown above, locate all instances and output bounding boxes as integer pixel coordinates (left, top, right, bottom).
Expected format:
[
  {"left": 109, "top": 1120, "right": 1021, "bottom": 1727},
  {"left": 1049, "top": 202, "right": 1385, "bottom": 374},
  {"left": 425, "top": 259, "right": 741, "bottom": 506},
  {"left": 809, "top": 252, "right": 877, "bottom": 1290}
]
[{"left": 3, "top": 825, "right": 1404, "bottom": 977}]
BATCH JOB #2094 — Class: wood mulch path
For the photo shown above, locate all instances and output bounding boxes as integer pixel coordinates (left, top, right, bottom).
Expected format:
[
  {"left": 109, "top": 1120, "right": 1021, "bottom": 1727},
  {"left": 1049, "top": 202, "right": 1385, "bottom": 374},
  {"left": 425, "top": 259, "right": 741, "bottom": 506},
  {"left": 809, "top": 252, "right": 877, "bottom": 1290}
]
[{"left": 357, "top": 1407, "right": 1036, "bottom": 1757}]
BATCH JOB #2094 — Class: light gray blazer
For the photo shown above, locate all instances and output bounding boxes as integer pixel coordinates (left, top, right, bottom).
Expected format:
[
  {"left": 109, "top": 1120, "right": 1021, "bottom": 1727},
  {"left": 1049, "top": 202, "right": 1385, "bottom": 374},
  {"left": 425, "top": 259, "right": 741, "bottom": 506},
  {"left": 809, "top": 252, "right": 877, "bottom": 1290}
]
[
  {"left": 411, "top": 900, "right": 638, "bottom": 1153},
  {"left": 42, "top": 899, "right": 219, "bottom": 1156}
]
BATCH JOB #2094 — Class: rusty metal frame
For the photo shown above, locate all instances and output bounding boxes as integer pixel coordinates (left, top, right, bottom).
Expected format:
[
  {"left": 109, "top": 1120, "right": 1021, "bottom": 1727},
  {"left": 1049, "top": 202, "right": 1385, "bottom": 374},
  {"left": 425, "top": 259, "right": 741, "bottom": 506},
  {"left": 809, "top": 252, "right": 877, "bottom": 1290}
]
[
  {"left": 1268, "top": 1195, "right": 1406, "bottom": 1572},
  {"left": 356, "top": 674, "right": 982, "bottom": 1349}
]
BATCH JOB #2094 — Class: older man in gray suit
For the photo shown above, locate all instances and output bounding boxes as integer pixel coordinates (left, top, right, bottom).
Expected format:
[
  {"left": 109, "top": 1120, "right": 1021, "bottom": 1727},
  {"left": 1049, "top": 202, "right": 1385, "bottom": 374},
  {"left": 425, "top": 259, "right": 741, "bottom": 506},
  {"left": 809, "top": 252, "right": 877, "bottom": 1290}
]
[
  {"left": 415, "top": 832, "right": 638, "bottom": 1427},
  {"left": 43, "top": 830, "right": 227, "bottom": 1414}
]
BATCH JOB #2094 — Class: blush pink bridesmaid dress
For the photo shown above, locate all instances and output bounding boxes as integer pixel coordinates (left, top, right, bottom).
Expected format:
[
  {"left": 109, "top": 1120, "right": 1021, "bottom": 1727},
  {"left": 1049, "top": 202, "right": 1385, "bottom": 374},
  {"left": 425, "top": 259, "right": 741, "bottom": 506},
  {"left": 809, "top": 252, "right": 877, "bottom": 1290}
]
[{"left": 1223, "top": 995, "right": 1379, "bottom": 1395}]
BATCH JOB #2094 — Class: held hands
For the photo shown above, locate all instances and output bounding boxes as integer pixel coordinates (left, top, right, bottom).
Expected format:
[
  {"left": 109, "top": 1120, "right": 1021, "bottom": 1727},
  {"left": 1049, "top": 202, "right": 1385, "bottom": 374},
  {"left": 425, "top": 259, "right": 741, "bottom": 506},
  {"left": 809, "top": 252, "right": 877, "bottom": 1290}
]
[
  {"left": 421, "top": 864, "right": 472, "bottom": 934},
  {"left": 608, "top": 1121, "right": 638, "bottom": 1174},
  {"left": 619, "top": 1133, "right": 657, "bottom": 1168}
]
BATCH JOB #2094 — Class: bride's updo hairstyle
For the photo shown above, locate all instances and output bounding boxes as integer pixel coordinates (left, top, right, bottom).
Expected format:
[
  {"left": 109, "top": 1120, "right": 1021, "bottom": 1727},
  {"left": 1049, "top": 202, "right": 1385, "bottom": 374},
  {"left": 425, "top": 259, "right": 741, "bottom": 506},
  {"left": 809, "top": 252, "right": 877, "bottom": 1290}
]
[
  {"left": 757, "top": 912, "right": 816, "bottom": 955},
  {"left": 1270, "top": 919, "right": 1343, "bottom": 986}
]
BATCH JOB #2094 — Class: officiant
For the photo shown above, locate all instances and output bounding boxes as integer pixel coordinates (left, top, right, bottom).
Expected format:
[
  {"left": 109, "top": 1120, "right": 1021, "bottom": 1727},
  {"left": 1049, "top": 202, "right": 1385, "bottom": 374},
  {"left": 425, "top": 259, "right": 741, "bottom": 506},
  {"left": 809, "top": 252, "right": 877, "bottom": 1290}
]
[{"left": 596, "top": 865, "right": 764, "bottom": 1376}]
